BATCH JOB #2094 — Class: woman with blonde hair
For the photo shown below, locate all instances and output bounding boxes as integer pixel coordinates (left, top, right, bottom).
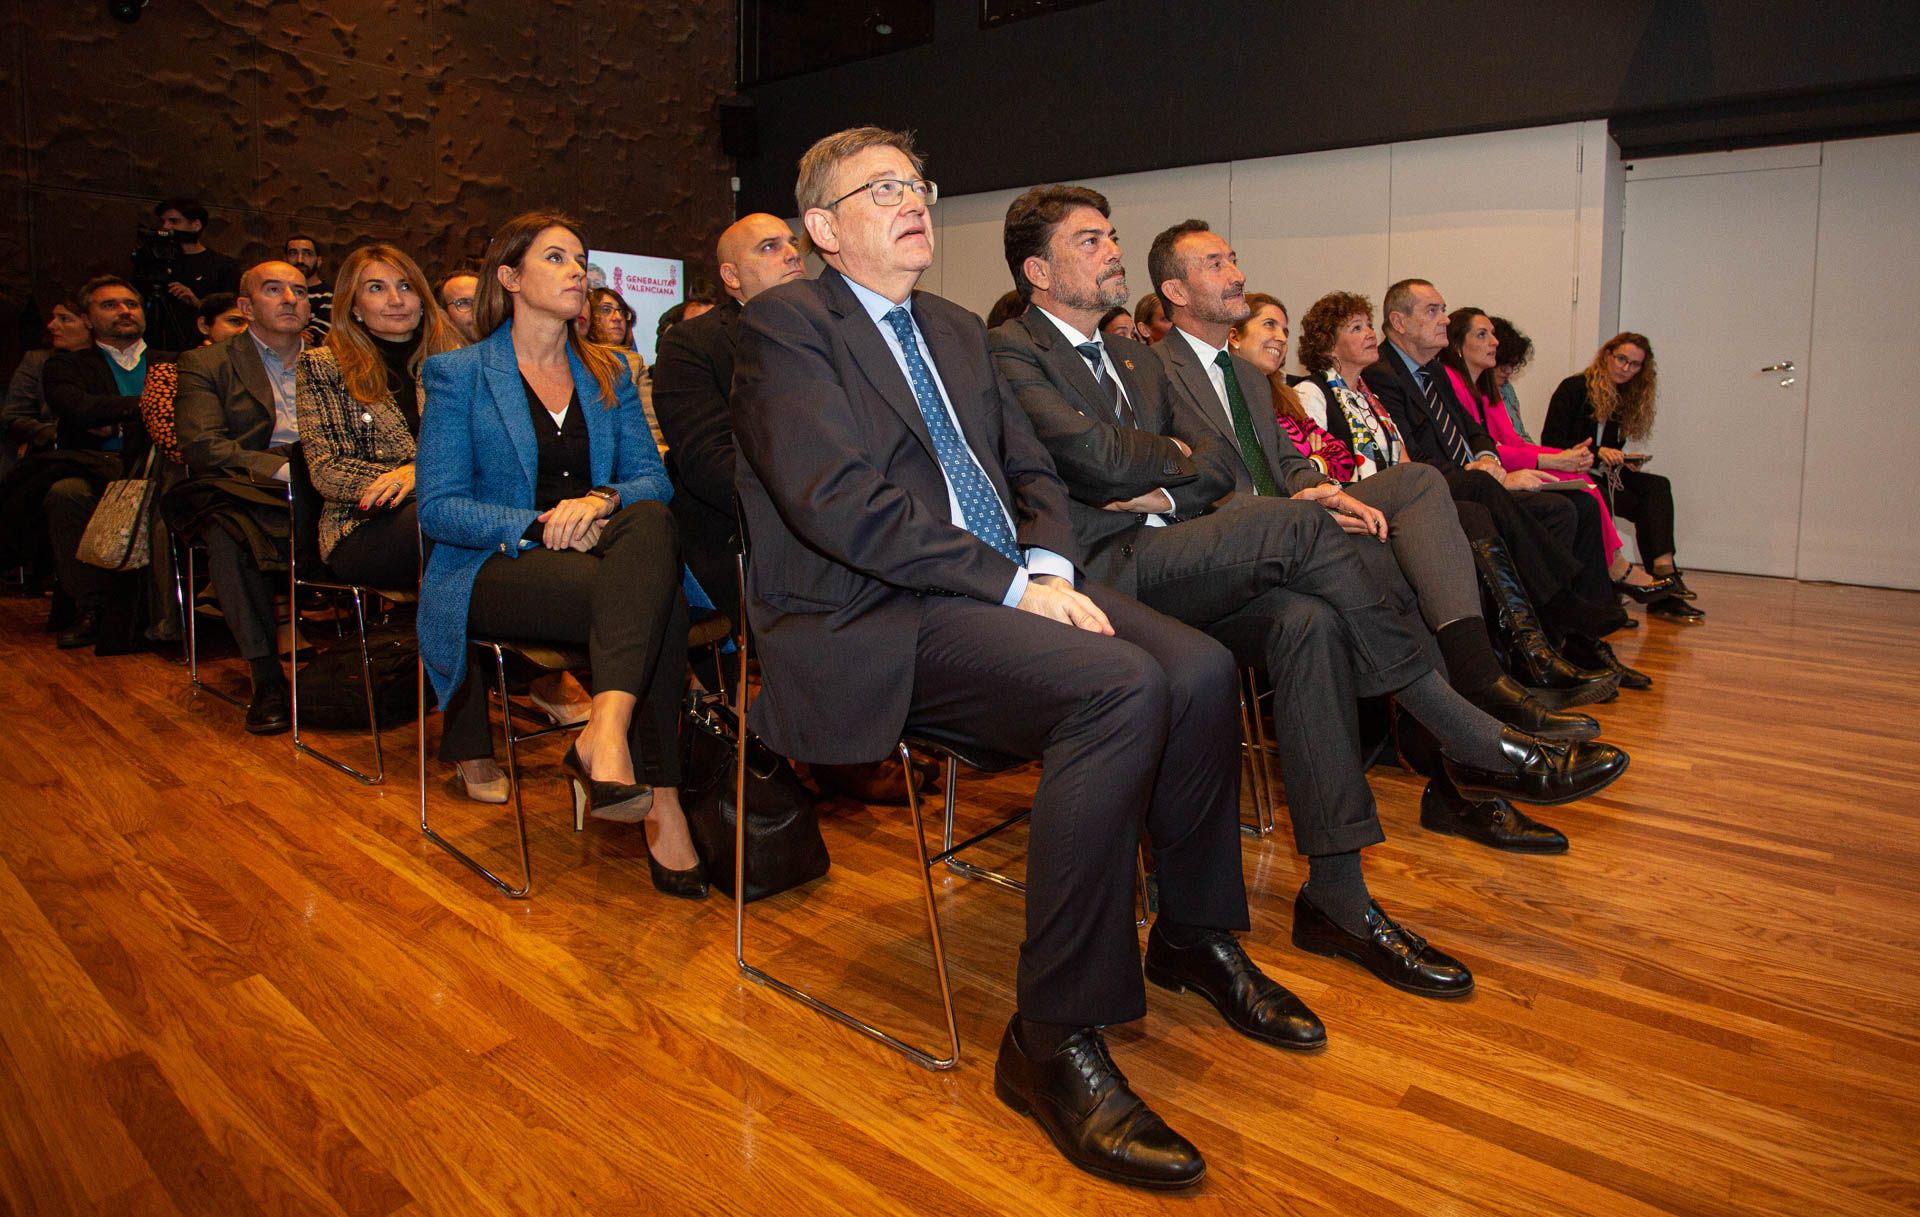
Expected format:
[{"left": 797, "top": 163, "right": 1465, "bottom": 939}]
[{"left": 1543, "top": 333, "right": 1701, "bottom": 621}]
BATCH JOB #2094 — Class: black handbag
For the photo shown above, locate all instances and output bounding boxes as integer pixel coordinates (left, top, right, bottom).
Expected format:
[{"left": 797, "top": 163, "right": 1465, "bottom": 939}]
[
  {"left": 680, "top": 693, "right": 829, "bottom": 902},
  {"left": 294, "top": 628, "right": 425, "bottom": 729}
]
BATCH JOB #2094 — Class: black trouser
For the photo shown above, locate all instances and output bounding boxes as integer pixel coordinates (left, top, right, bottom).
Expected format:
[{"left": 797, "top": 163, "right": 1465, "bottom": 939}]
[
  {"left": 1554, "top": 488, "right": 1617, "bottom": 607},
  {"left": 43, "top": 477, "right": 112, "bottom": 610},
  {"left": 904, "top": 584, "right": 1246, "bottom": 1028},
  {"left": 200, "top": 506, "right": 287, "bottom": 662},
  {"left": 437, "top": 502, "right": 687, "bottom": 785},
  {"left": 1607, "top": 468, "right": 1677, "bottom": 561},
  {"left": 325, "top": 502, "right": 421, "bottom": 590},
  {"left": 1439, "top": 466, "right": 1584, "bottom": 607},
  {"left": 1130, "top": 495, "right": 1438, "bottom": 860}
]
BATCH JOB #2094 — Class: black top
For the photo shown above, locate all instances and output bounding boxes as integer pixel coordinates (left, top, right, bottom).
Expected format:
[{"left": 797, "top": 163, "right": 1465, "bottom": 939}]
[
  {"left": 371, "top": 330, "right": 422, "bottom": 432},
  {"left": 523, "top": 373, "right": 589, "bottom": 513}
]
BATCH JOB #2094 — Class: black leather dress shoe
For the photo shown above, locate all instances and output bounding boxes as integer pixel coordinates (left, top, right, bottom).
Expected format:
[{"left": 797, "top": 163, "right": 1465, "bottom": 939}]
[
  {"left": 1420, "top": 781, "right": 1568, "bottom": 854},
  {"left": 55, "top": 610, "right": 99, "bottom": 651},
  {"left": 1290, "top": 891, "right": 1474, "bottom": 998},
  {"left": 1441, "top": 727, "right": 1628, "bottom": 806},
  {"left": 1647, "top": 596, "right": 1705, "bottom": 623},
  {"left": 1143, "top": 923, "right": 1325, "bottom": 1050},
  {"left": 1561, "top": 635, "right": 1652, "bottom": 690},
  {"left": 245, "top": 681, "right": 292, "bottom": 736},
  {"left": 1467, "top": 674, "right": 1601, "bottom": 742},
  {"left": 993, "top": 1017, "right": 1206, "bottom": 1190}
]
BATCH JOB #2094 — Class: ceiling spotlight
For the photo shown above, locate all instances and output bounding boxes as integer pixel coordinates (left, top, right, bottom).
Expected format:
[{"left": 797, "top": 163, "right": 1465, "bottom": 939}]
[{"left": 109, "top": 0, "right": 150, "bottom": 23}]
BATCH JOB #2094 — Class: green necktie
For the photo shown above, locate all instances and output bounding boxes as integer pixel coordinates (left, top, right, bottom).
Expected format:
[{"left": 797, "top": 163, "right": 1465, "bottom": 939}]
[{"left": 1214, "top": 350, "right": 1281, "bottom": 496}]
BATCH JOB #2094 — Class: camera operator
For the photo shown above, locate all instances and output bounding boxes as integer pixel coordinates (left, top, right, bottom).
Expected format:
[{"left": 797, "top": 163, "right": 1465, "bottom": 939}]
[{"left": 138, "top": 198, "right": 239, "bottom": 349}]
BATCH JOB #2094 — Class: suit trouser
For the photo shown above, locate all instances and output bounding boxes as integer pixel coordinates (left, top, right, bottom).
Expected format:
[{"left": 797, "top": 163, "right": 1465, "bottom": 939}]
[
  {"left": 1608, "top": 468, "right": 1677, "bottom": 560},
  {"left": 1550, "top": 488, "right": 1617, "bottom": 607},
  {"left": 1340, "top": 462, "right": 1480, "bottom": 628},
  {"left": 1129, "top": 495, "right": 1437, "bottom": 860},
  {"left": 201, "top": 505, "right": 286, "bottom": 662},
  {"left": 903, "top": 584, "right": 1245, "bottom": 1028},
  {"left": 1438, "top": 466, "right": 1583, "bottom": 607},
  {"left": 438, "top": 502, "right": 688, "bottom": 784},
  {"left": 43, "top": 477, "right": 113, "bottom": 609}
]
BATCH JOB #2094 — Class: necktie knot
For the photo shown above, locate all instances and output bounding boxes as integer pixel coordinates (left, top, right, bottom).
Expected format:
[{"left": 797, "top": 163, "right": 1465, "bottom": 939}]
[
  {"left": 1075, "top": 341, "right": 1104, "bottom": 369},
  {"left": 1213, "top": 349, "right": 1234, "bottom": 372},
  {"left": 884, "top": 305, "right": 914, "bottom": 342}
]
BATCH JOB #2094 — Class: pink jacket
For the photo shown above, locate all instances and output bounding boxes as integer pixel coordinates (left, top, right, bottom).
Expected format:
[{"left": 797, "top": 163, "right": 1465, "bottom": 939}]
[{"left": 1445, "top": 365, "right": 1548, "bottom": 472}]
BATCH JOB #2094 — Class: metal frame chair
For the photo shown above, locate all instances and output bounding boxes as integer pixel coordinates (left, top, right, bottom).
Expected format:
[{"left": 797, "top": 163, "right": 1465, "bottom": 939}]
[
  {"left": 173, "top": 536, "right": 248, "bottom": 709},
  {"left": 418, "top": 616, "right": 735, "bottom": 901},
  {"left": 284, "top": 443, "right": 416, "bottom": 785},
  {"left": 1239, "top": 666, "right": 1278, "bottom": 836}
]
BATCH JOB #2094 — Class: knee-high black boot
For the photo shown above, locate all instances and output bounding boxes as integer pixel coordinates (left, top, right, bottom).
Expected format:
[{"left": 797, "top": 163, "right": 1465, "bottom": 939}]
[{"left": 1469, "top": 537, "right": 1617, "bottom": 708}]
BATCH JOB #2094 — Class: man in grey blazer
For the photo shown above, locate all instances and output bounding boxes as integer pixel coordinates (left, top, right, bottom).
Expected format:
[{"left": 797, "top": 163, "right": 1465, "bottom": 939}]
[
  {"left": 992, "top": 189, "right": 1627, "bottom": 996},
  {"left": 174, "top": 259, "right": 311, "bottom": 733}
]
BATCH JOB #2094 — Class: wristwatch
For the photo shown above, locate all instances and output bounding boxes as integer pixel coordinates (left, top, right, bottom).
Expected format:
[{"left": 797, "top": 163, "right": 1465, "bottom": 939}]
[{"left": 586, "top": 485, "right": 619, "bottom": 507}]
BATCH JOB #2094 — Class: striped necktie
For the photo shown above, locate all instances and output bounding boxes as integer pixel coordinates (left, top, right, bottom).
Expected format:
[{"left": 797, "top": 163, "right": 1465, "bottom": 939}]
[
  {"left": 1418, "top": 365, "right": 1475, "bottom": 466},
  {"left": 1075, "top": 341, "right": 1135, "bottom": 427}
]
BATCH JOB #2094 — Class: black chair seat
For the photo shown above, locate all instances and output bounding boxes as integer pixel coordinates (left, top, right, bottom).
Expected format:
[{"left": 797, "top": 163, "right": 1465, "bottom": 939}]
[
  {"left": 688, "top": 613, "right": 733, "bottom": 650},
  {"left": 901, "top": 734, "right": 1025, "bottom": 775},
  {"left": 470, "top": 637, "right": 590, "bottom": 682}
]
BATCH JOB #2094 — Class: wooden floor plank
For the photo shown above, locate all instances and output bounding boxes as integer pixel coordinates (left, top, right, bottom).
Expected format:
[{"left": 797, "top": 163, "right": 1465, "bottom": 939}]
[{"left": 1, "top": 571, "right": 1916, "bottom": 1214}]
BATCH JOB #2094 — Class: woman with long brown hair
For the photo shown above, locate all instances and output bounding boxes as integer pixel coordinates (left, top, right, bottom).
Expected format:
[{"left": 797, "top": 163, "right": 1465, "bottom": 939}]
[
  {"left": 416, "top": 211, "right": 706, "bottom": 896},
  {"left": 1227, "top": 292, "right": 1355, "bottom": 481},
  {"left": 1543, "top": 333, "right": 1702, "bottom": 621}
]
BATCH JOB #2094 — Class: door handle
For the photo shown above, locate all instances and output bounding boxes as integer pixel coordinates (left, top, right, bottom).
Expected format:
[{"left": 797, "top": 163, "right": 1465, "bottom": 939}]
[{"left": 1761, "top": 361, "right": 1795, "bottom": 372}]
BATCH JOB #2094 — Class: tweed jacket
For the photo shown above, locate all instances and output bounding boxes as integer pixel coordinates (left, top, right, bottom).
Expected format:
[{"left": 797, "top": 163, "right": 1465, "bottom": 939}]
[
  {"left": 415, "top": 324, "right": 673, "bottom": 705},
  {"left": 294, "top": 345, "right": 420, "bottom": 561}
]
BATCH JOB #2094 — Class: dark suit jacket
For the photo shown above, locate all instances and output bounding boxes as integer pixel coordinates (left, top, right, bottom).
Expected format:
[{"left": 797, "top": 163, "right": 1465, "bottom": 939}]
[
  {"left": 732, "top": 266, "right": 1080, "bottom": 764},
  {"left": 651, "top": 295, "right": 742, "bottom": 564},
  {"left": 1541, "top": 374, "right": 1623, "bottom": 452},
  {"left": 42, "top": 346, "right": 173, "bottom": 464},
  {"left": 175, "top": 333, "right": 292, "bottom": 485},
  {"left": 1152, "top": 327, "right": 1327, "bottom": 498},
  {"left": 1361, "top": 342, "right": 1496, "bottom": 471},
  {"left": 989, "top": 308, "right": 1235, "bottom": 590}
]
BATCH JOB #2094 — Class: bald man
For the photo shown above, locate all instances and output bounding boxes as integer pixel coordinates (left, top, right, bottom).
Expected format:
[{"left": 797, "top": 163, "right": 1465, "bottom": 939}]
[
  {"left": 174, "top": 259, "right": 312, "bottom": 733},
  {"left": 651, "top": 214, "right": 806, "bottom": 620}
]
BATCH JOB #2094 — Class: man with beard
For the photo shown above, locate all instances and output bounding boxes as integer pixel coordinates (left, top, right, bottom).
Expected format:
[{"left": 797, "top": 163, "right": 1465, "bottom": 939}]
[
  {"left": 146, "top": 198, "right": 240, "bottom": 349},
  {"left": 994, "top": 188, "right": 1616, "bottom": 988},
  {"left": 284, "top": 235, "right": 331, "bottom": 344},
  {"left": 436, "top": 270, "right": 482, "bottom": 345},
  {"left": 174, "top": 260, "right": 311, "bottom": 734},
  {"left": 40, "top": 276, "right": 178, "bottom": 649}
]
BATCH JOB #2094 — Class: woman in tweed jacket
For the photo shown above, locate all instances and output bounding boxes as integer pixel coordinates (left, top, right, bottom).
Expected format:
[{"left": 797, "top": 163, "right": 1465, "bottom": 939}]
[{"left": 295, "top": 243, "right": 460, "bottom": 589}]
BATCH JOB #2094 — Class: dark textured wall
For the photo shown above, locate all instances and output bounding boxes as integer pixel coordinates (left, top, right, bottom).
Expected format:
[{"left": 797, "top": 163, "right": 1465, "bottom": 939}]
[
  {"left": 5, "top": 0, "right": 737, "bottom": 317},
  {"left": 736, "top": 0, "right": 1920, "bottom": 215}
]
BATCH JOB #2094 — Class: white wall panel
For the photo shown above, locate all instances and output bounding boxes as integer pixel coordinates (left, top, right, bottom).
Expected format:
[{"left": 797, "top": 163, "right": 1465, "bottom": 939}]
[
  {"left": 1226, "top": 145, "right": 1391, "bottom": 343},
  {"left": 1386, "top": 124, "right": 1586, "bottom": 400},
  {"left": 1797, "top": 132, "right": 1920, "bottom": 589}
]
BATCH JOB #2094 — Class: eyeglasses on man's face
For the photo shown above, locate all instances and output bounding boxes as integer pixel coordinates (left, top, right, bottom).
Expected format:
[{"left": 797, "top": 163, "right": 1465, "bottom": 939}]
[{"left": 827, "top": 177, "right": 939, "bottom": 209}]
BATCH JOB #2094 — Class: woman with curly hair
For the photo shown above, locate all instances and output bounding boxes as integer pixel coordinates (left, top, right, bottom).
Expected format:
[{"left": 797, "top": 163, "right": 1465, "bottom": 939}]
[
  {"left": 1543, "top": 333, "right": 1702, "bottom": 621},
  {"left": 1292, "top": 291, "right": 1405, "bottom": 481}
]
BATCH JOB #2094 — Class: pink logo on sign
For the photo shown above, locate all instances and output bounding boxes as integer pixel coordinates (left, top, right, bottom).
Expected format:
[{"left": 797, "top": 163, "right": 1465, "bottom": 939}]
[{"left": 614, "top": 268, "right": 625, "bottom": 291}]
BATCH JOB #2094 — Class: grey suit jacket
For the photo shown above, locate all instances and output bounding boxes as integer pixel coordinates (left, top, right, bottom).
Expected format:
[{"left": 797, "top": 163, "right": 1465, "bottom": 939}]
[
  {"left": 1152, "top": 327, "right": 1328, "bottom": 498},
  {"left": 989, "top": 308, "right": 1236, "bottom": 589},
  {"left": 175, "top": 333, "right": 290, "bottom": 485}
]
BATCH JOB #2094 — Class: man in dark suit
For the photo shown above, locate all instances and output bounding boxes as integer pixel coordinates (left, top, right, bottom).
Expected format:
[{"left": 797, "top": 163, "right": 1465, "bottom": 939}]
[
  {"left": 1362, "top": 279, "right": 1625, "bottom": 640},
  {"left": 174, "top": 259, "right": 311, "bottom": 734},
  {"left": 734, "top": 128, "right": 1324, "bottom": 1191},
  {"left": 651, "top": 212, "right": 805, "bottom": 622},
  {"left": 40, "top": 275, "right": 175, "bottom": 649}
]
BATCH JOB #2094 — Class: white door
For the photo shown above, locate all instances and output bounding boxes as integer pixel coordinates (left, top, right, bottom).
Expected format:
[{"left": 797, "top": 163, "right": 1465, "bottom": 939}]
[{"left": 1619, "top": 147, "right": 1821, "bottom": 577}]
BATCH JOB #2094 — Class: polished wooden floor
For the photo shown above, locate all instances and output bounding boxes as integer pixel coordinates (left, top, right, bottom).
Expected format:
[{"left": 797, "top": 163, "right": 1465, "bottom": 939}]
[{"left": 1, "top": 570, "right": 1916, "bottom": 1216}]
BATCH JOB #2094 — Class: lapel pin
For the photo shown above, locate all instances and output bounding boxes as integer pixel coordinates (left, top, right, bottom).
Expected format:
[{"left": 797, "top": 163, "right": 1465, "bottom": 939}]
[{"left": 1123, "top": 359, "right": 1134, "bottom": 370}]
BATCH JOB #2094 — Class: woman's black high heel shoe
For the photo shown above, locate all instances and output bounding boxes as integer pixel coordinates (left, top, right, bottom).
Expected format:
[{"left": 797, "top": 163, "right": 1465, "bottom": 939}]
[
  {"left": 1612, "top": 563, "right": 1681, "bottom": 604},
  {"left": 562, "top": 743, "right": 649, "bottom": 830},
  {"left": 646, "top": 846, "right": 710, "bottom": 900}
]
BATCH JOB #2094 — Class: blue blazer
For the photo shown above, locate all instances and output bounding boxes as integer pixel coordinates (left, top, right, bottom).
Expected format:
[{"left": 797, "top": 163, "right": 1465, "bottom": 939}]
[{"left": 416, "top": 324, "right": 675, "bottom": 705}]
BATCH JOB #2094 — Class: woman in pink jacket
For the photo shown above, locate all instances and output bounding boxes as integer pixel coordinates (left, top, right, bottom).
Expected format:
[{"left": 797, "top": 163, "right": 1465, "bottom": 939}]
[{"left": 1441, "top": 308, "right": 1669, "bottom": 596}]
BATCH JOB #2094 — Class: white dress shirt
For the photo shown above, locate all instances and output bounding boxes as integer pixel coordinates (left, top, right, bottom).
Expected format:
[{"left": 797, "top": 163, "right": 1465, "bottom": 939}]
[{"left": 1034, "top": 305, "right": 1167, "bottom": 526}]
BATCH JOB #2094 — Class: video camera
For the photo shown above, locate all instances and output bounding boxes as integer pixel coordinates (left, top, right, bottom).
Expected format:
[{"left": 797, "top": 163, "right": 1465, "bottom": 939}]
[{"left": 130, "top": 225, "right": 185, "bottom": 294}]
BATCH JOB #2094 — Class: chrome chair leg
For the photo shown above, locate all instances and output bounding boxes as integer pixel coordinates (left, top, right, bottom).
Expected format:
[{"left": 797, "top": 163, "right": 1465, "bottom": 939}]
[
  {"left": 184, "top": 544, "right": 246, "bottom": 708},
  {"left": 1238, "top": 670, "right": 1273, "bottom": 836},
  {"left": 929, "top": 753, "right": 1029, "bottom": 894},
  {"left": 291, "top": 583, "right": 387, "bottom": 785},
  {"left": 421, "top": 643, "right": 533, "bottom": 898},
  {"left": 733, "top": 692, "right": 959, "bottom": 1069}
]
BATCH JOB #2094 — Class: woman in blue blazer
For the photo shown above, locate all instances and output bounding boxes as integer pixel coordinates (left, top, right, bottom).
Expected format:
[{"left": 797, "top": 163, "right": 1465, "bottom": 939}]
[{"left": 417, "top": 210, "right": 705, "bottom": 898}]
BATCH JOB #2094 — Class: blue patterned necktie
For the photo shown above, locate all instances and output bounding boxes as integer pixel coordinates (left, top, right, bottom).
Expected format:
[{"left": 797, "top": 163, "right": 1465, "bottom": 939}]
[{"left": 882, "top": 306, "right": 1022, "bottom": 564}]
